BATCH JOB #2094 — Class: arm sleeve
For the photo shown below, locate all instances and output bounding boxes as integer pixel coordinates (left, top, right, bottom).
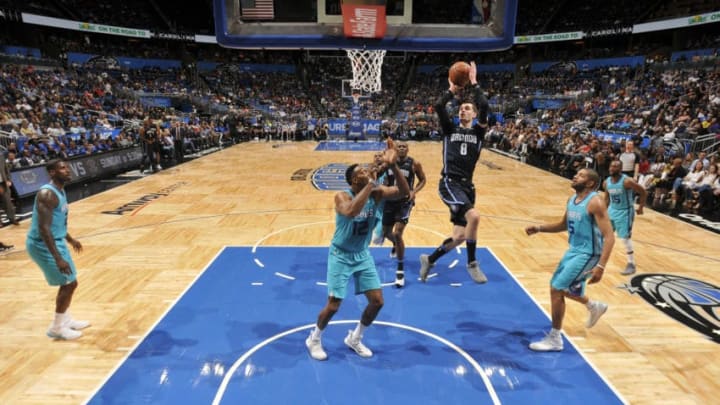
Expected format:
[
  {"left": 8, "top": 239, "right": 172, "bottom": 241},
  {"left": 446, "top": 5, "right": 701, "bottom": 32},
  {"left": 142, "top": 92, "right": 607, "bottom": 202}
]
[{"left": 434, "top": 91, "right": 455, "bottom": 135}]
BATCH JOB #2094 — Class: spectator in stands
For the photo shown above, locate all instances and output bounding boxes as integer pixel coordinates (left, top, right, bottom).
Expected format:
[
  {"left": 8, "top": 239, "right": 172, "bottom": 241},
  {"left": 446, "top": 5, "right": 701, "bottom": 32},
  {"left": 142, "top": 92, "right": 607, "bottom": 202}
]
[
  {"left": 695, "top": 168, "right": 720, "bottom": 214},
  {"left": 681, "top": 152, "right": 696, "bottom": 170},
  {"left": 634, "top": 152, "right": 651, "bottom": 186},
  {"left": 31, "top": 147, "right": 46, "bottom": 164},
  {"left": 674, "top": 160, "right": 707, "bottom": 209},
  {"left": 707, "top": 117, "right": 719, "bottom": 134},
  {"left": 639, "top": 152, "right": 666, "bottom": 189},
  {"left": 66, "top": 140, "right": 80, "bottom": 157},
  {"left": 77, "top": 141, "right": 90, "bottom": 155},
  {"left": 183, "top": 130, "right": 199, "bottom": 155},
  {"left": 160, "top": 130, "right": 175, "bottom": 161},
  {"left": 687, "top": 163, "right": 718, "bottom": 210},
  {"left": 19, "top": 119, "right": 35, "bottom": 137},
  {"left": 654, "top": 157, "right": 687, "bottom": 209},
  {"left": 18, "top": 150, "right": 34, "bottom": 167},
  {"left": 1, "top": 154, "right": 19, "bottom": 226},
  {"left": 56, "top": 144, "right": 70, "bottom": 160},
  {"left": 115, "top": 132, "right": 133, "bottom": 148},
  {"left": 5, "top": 151, "right": 19, "bottom": 169},
  {"left": 4, "top": 142, "right": 18, "bottom": 158},
  {"left": 8, "top": 125, "right": 22, "bottom": 139},
  {"left": 70, "top": 120, "right": 87, "bottom": 135},
  {"left": 690, "top": 151, "right": 710, "bottom": 171},
  {"left": 47, "top": 122, "right": 65, "bottom": 138}
]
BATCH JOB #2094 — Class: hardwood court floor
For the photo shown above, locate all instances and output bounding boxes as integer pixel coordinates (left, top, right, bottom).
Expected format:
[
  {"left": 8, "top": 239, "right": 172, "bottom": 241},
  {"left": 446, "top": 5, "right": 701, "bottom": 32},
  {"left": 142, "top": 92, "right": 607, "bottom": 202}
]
[{"left": 0, "top": 141, "right": 718, "bottom": 404}]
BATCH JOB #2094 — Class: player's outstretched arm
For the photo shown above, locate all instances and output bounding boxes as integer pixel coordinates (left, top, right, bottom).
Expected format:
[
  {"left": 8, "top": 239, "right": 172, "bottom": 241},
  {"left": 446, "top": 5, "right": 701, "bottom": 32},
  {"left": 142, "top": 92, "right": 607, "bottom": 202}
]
[
  {"left": 525, "top": 211, "right": 568, "bottom": 235},
  {"left": 434, "top": 84, "right": 457, "bottom": 135}
]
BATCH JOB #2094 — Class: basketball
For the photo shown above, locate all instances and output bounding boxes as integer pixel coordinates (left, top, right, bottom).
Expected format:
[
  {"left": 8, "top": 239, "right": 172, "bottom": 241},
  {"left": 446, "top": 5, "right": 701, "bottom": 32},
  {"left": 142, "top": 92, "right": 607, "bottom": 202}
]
[{"left": 449, "top": 61, "right": 472, "bottom": 87}]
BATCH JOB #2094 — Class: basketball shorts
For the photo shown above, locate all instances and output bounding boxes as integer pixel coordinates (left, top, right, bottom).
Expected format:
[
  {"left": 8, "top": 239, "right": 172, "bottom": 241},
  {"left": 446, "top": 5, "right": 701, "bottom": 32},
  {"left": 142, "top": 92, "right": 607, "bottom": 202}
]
[
  {"left": 438, "top": 177, "right": 475, "bottom": 226},
  {"left": 609, "top": 209, "right": 633, "bottom": 239},
  {"left": 382, "top": 200, "right": 414, "bottom": 226},
  {"left": 327, "top": 245, "right": 381, "bottom": 299},
  {"left": 26, "top": 237, "right": 77, "bottom": 286},
  {"left": 550, "top": 250, "right": 599, "bottom": 297}
]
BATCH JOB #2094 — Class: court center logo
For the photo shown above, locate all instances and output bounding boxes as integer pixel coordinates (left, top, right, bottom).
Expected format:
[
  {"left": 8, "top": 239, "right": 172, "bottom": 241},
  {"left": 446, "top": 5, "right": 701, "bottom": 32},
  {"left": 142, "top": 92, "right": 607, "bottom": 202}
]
[
  {"left": 624, "top": 274, "right": 720, "bottom": 343},
  {"left": 312, "top": 163, "right": 350, "bottom": 190}
]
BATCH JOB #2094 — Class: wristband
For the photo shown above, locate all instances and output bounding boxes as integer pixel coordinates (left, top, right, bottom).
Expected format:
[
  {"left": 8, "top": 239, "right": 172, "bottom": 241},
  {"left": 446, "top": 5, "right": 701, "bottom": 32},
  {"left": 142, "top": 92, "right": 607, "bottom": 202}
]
[{"left": 596, "top": 264, "right": 605, "bottom": 270}]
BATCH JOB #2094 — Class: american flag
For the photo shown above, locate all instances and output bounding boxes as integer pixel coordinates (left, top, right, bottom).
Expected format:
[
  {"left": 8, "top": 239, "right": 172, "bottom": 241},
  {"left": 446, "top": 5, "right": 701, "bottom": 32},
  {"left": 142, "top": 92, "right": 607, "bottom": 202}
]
[{"left": 241, "top": 0, "right": 274, "bottom": 20}]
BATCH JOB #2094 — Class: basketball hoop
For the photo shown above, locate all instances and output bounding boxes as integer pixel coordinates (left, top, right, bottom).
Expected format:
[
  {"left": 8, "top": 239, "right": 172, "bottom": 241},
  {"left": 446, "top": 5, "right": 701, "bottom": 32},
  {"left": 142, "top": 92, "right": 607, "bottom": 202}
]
[{"left": 346, "top": 49, "right": 386, "bottom": 94}]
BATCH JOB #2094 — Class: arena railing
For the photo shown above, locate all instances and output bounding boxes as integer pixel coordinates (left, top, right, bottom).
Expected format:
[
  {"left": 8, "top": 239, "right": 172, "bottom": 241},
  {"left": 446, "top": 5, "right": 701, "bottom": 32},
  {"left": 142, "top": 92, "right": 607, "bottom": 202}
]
[
  {"left": 691, "top": 133, "right": 720, "bottom": 156},
  {"left": 0, "top": 131, "right": 14, "bottom": 150}
]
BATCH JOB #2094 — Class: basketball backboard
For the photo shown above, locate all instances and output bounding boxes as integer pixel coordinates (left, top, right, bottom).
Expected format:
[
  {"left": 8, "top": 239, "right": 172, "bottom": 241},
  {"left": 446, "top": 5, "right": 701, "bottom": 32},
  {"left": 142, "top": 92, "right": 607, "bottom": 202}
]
[{"left": 214, "top": 0, "right": 517, "bottom": 52}]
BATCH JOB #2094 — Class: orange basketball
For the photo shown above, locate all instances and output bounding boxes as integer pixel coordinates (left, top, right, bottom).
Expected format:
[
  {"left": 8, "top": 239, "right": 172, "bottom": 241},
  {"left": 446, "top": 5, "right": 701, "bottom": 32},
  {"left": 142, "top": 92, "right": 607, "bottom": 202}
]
[{"left": 449, "top": 61, "right": 472, "bottom": 87}]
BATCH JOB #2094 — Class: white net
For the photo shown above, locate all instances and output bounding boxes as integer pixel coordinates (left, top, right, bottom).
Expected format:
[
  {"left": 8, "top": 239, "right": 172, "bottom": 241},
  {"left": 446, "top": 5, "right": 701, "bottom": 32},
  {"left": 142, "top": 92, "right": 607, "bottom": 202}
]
[{"left": 346, "top": 49, "right": 386, "bottom": 94}]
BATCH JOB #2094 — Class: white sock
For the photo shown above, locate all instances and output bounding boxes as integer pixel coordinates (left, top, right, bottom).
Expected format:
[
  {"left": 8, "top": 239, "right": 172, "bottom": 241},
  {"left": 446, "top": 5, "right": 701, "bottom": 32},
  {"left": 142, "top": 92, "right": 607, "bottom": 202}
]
[
  {"left": 549, "top": 328, "right": 561, "bottom": 337},
  {"left": 52, "top": 312, "right": 67, "bottom": 329},
  {"left": 585, "top": 300, "right": 595, "bottom": 310},
  {"left": 352, "top": 322, "right": 367, "bottom": 340},
  {"left": 622, "top": 238, "right": 635, "bottom": 264},
  {"left": 310, "top": 326, "right": 323, "bottom": 340}
]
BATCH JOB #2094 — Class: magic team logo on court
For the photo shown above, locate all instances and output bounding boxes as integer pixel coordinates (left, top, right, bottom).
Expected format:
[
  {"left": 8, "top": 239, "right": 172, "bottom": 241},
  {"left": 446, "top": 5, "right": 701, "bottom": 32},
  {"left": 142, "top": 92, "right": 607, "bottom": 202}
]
[
  {"left": 102, "top": 182, "right": 187, "bottom": 215},
  {"left": 625, "top": 274, "right": 720, "bottom": 343},
  {"left": 676, "top": 213, "right": 720, "bottom": 234},
  {"left": 312, "top": 163, "right": 350, "bottom": 190}
]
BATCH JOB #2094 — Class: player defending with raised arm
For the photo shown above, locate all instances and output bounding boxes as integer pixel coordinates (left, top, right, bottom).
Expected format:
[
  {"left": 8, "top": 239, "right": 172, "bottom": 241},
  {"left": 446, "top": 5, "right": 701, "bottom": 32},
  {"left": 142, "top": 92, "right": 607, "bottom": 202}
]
[
  {"left": 524, "top": 168, "right": 615, "bottom": 351},
  {"left": 603, "top": 160, "right": 647, "bottom": 275},
  {"left": 419, "top": 61, "right": 490, "bottom": 283},
  {"left": 306, "top": 139, "right": 410, "bottom": 361}
]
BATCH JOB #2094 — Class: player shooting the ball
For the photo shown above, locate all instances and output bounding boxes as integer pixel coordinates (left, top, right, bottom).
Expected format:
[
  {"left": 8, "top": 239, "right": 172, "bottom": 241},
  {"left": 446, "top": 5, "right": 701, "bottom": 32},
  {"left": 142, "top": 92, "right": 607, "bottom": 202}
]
[{"left": 419, "top": 61, "right": 492, "bottom": 284}]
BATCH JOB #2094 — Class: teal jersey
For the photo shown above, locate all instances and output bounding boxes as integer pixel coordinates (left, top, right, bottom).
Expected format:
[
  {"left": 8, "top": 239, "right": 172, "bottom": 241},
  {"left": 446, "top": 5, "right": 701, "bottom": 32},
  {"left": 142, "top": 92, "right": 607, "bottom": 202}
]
[
  {"left": 27, "top": 183, "right": 68, "bottom": 240},
  {"left": 566, "top": 191, "right": 603, "bottom": 256},
  {"left": 377, "top": 172, "right": 388, "bottom": 185},
  {"left": 606, "top": 174, "right": 634, "bottom": 214},
  {"left": 331, "top": 190, "right": 381, "bottom": 253}
]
